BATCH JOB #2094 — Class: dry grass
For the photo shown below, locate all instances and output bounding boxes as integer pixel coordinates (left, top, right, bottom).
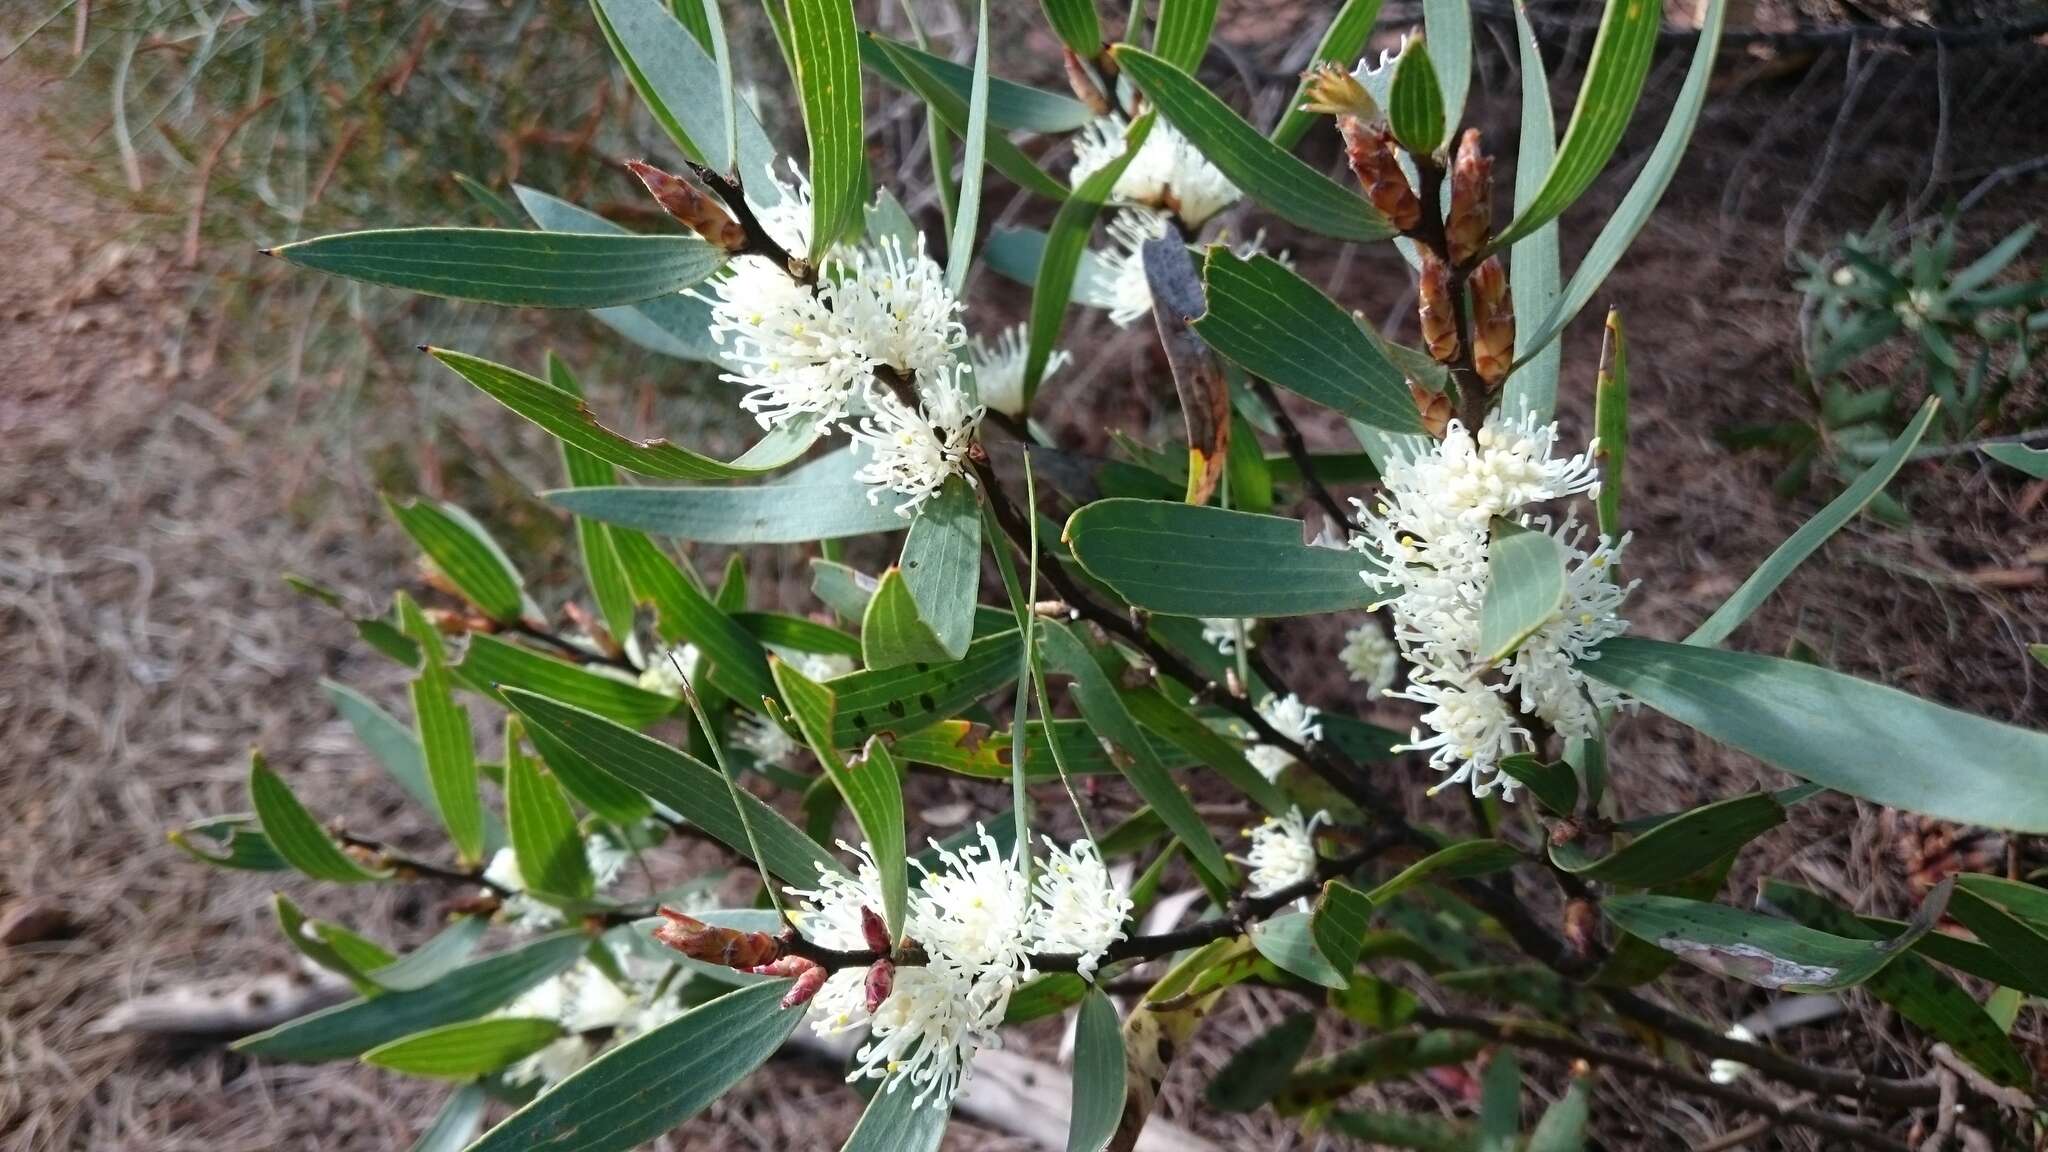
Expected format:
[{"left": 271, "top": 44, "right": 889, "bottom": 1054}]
[{"left": 3, "top": 14, "right": 2046, "bottom": 1152}]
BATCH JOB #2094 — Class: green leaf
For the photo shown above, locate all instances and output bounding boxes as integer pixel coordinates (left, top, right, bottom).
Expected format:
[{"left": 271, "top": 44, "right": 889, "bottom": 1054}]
[
  {"left": 946, "top": 0, "right": 990, "bottom": 297},
  {"left": 547, "top": 449, "right": 910, "bottom": 544},
  {"left": 506, "top": 691, "right": 842, "bottom": 884},
  {"left": 384, "top": 498, "right": 526, "bottom": 622},
  {"left": 1946, "top": 886, "right": 2048, "bottom": 987},
  {"left": 1602, "top": 884, "right": 1949, "bottom": 992},
  {"left": 1311, "top": 880, "right": 1376, "bottom": 971},
  {"left": 1040, "top": 0, "right": 1102, "bottom": 57},
  {"left": 1122, "top": 685, "right": 1289, "bottom": 814},
  {"left": 465, "top": 981, "right": 804, "bottom": 1152},
  {"left": 1207, "top": 1011, "right": 1316, "bottom": 1112},
  {"left": 737, "top": 611, "right": 863, "bottom": 657},
  {"left": 1286, "top": 1031, "right": 1488, "bottom": 1112},
  {"left": 1067, "top": 990, "right": 1126, "bottom": 1152},
  {"left": 361, "top": 1017, "right": 562, "bottom": 1080},
  {"left": 1477, "top": 517, "right": 1566, "bottom": 663},
  {"left": 1041, "top": 622, "right": 1234, "bottom": 885},
  {"left": 864, "top": 478, "right": 981, "bottom": 667},
  {"left": 1526, "top": 1072, "right": 1591, "bottom": 1152},
  {"left": 1766, "top": 881, "right": 2032, "bottom": 1087},
  {"left": 864, "top": 36, "right": 1069, "bottom": 202},
  {"left": 431, "top": 348, "right": 822, "bottom": 481},
  {"left": 1386, "top": 36, "right": 1446, "bottom": 156},
  {"left": 456, "top": 636, "right": 677, "bottom": 729},
  {"left": 1112, "top": 46, "right": 1393, "bottom": 242},
  {"left": 1985, "top": 442, "right": 2048, "bottom": 479},
  {"left": 1152, "top": 0, "right": 1217, "bottom": 71},
  {"left": 1688, "top": 398, "right": 1939, "bottom": 647},
  {"left": 1513, "top": 0, "right": 1728, "bottom": 356},
  {"left": 607, "top": 530, "right": 776, "bottom": 706},
  {"left": 408, "top": 1085, "right": 487, "bottom": 1152},
  {"left": 1327, "top": 1110, "right": 1475, "bottom": 1151},
  {"left": 841, "top": 1083, "right": 951, "bottom": 1152},
  {"left": 1497, "top": 755, "right": 1577, "bottom": 816},
  {"left": 1593, "top": 311, "right": 1628, "bottom": 539},
  {"left": 399, "top": 598, "right": 486, "bottom": 866},
  {"left": 1478, "top": 1050, "right": 1520, "bottom": 1152},
  {"left": 786, "top": 0, "right": 863, "bottom": 258},
  {"left": 364, "top": 915, "right": 492, "bottom": 992},
  {"left": 268, "top": 228, "right": 724, "bottom": 308},
  {"left": 830, "top": 629, "right": 1024, "bottom": 747},
  {"left": 527, "top": 720, "right": 657, "bottom": 828},
  {"left": 517, "top": 188, "right": 725, "bottom": 364},
  {"left": 1195, "top": 250, "right": 1424, "bottom": 435},
  {"left": 1365, "top": 840, "right": 1521, "bottom": 905},
  {"left": 1490, "top": 0, "right": 1665, "bottom": 249},
  {"left": 274, "top": 894, "right": 391, "bottom": 995},
  {"left": 1269, "top": 0, "right": 1385, "bottom": 149},
  {"left": 168, "top": 815, "right": 290, "bottom": 872},
  {"left": 1026, "top": 113, "right": 1156, "bottom": 400},
  {"left": 321, "top": 681, "right": 433, "bottom": 814},
  {"left": 861, "top": 36, "right": 1091, "bottom": 133},
  {"left": 1250, "top": 912, "right": 1348, "bottom": 989},
  {"left": 1503, "top": 0, "right": 1563, "bottom": 423},
  {"left": 249, "top": 754, "right": 388, "bottom": 883},
  {"left": 1423, "top": 0, "right": 1473, "bottom": 141},
  {"left": 1584, "top": 637, "right": 2048, "bottom": 833},
  {"left": 1953, "top": 874, "right": 2048, "bottom": 928},
  {"left": 589, "top": 0, "right": 777, "bottom": 176},
  {"left": 506, "top": 736, "right": 594, "bottom": 901},
  {"left": 236, "top": 932, "right": 586, "bottom": 1062},
  {"left": 1065, "top": 500, "right": 1377, "bottom": 617},
  {"left": 1551, "top": 791, "right": 1786, "bottom": 886},
  {"left": 773, "top": 659, "right": 909, "bottom": 940},
  {"left": 547, "top": 356, "right": 639, "bottom": 639}
]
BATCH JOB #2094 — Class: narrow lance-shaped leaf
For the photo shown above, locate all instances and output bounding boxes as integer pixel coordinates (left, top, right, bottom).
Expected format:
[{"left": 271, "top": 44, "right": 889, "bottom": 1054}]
[
  {"left": 361, "top": 1017, "right": 562, "bottom": 1080},
  {"left": 546, "top": 354, "right": 638, "bottom": 639},
  {"left": 1688, "top": 398, "right": 1939, "bottom": 647},
  {"left": 773, "top": 659, "right": 909, "bottom": 940},
  {"left": 384, "top": 497, "right": 526, "bottom": 622},
  {"left": 1113, "top": 46, "right": 1394, "bottom": 242},
  {"left": 1206, "top": 1011, "right": 1317, "bottom": 1112},
  {"left": 1984, "top": 442, "right": 2048, "bottom": 479},
  {"left": 1269, "top": 0, "right": 1386, "bottom": 151},
  {"left": 945, "top": 0, "right": 991, "bottom": 296},
  {"left": 407, "top": 1085, "right": 488, "bottom": 1152},
  {"left": 864, "top": 476, "right": 981, "bottom": 668},
  {"left": 267, "top": 229, "right": 726, "bottom": 308},
  {"left": 1151, "top": 0, "right": 1218, "bottom": 72},
  {"left": 589, "top": 0, "right": 778, "bottom": 178},
  {"left": 863, "top": 36, "right": 1069, "bottom": 202},
  {"left": 861, "top": 36, "right": 1093, "bottom": 133},
  {"left": 505, "top": 727, "right": 595, "bottom": 901},
  {"left": 546, "top": 448, "right": 911, "bottom": 545},
  {"left": 517, "top": 187, "right": 725, "bottom": 364},
  {"left": 249, "top": 753, "right": 388, "bottom": 883},
  {"left": 1586, "top": 636, "right": 2048, "bottom": 833},
  {"left": 1065, "top": 500, "right": 1380, "bottom": 618},
  {"left": 397, "top": 594, "right": 484, "bottom": 865},
  {"left": 1067, "top": 990, "right": 1127, "bottom": 1152},
  {"left": 1550, "top": 790, "right": 1787, "bottom": 886},
  {"left": 1423, "top": 0, "right": 1473, "bottom": 140},
  {"left": 787, "top": 0, "right": 864, "bottom": 258},
  {"left": 456, "top": 633, "right": 677, "bottom": 730},
  {"left": 1025, "top": 113, "right": 1156, "bottom": 399},
  {"left": 830, "top": 629, "right": 1024, "bottom": 747},
  {"left": 1490, "top": 0, "right": 1666, "bottom": 249},
  {"left": 1502, "top": 0, "right": 1564, "bottom": 422},
  {"left": 1593, "top": 311, "right": 1628, "bottom": 540},
  {"left": 841, "top": 1083, "right": 952, "bottom": 1152},
  {"left": 1040, "top": 0, "right": 1102, "bottom": 57}
]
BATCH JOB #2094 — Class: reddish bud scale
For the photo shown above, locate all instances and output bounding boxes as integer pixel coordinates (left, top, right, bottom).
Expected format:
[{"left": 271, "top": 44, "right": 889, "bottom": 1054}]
[
  {"left": 1418, "top": 251, "right": 1460, "bottom": 363},
  {"left": 1469, "top": 256, "right": 1515, "bottom": 387},
  {"left": 1063, "top": 48, "right": 1113, "bottom": 117},
  {"left": 859, "top": 905, "right": 891, "bottom": 954},
  {"left": 864, "top": 959, "right": 895, "bottom": 1013},
  {"left": 1340, "top": 117, "right": 1421, "bottom": 233},
  {"left": 652, "top": 907, "right": 779, "bottom": 969},
  {"left": 1411, "top": 382, "right": 1452, "bottom": 438},
  {"left": 626, "top": 160, "right": 746, "bottom": 252},
  {"left": 781, "top": 962, "right": 829, "bottom": 1009},
  {"left": 1445, "top": 128, "right": 1493, "bottom": 267}
]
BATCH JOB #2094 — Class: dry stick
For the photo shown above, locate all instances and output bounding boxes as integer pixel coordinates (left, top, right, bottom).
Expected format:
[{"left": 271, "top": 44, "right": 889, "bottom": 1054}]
[
  {"left": 1693, "top": 1093, "right": 1818, "bottom": 1152},
  {"left": 1415, "top": 1009, "right": 1914, "bottom": 1152},
  {"left": 1248, "top": 375, "right": 1356, "bottom": 531},
  {"left": 333, "top": 831, "right": 509, "bottom": 897}
]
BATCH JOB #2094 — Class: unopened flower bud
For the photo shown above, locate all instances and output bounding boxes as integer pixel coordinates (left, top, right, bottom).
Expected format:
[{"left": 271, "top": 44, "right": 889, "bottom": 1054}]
[
  {"left": 1299, "top": 63, "right": 1378, "bottom": 120},
  {"left": 864, "top": 959, "right": 895, "bottom": 1012},
  {"left": 1418, "top": 250, "right": 1460, "bottom": 363},
  {"left": 1563, "top": 898, "right": 1599, "bottom": 959},
  {"left": 1063, "top": 48, "right": 1113, "bottom": 117},
  {"left": 625, "top": 160, "right": 746, "bottom": 252},
  {"left": 747, "top": 956, "right": 828, "bottom": 1008},
  {"left": 1411, "top": 381, "right": 1452, "bottom": 438},
  {"left": 652, "top": 906, "right": 779, "bottom": 969},
  {"left": 1445, "top": 128, "right": 1492, "bottom": 266},
  {"left": 1340, "top": 117, "right": 1421, "bottom": 232},
  {"left": 859, "top": 905, "right": 891, "bottom": 954},
  {"left": 1469, "top": 255, "right": 1515, "bottom": 387}
]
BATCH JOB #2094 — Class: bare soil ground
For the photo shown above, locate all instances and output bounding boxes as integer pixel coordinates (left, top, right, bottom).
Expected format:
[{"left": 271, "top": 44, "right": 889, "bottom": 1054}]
[{"left": 3, "top": 20, "right": 2046, "bottom": 1152}]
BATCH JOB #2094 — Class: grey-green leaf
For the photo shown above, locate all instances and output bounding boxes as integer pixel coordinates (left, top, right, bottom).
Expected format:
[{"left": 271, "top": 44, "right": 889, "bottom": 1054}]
[
  {"left": 269, "top": 228, "right": 725, "bottom": 308},
  {"left": 1602, "top": 884, "right": 1949, "bottom": 992},
  {"left": 1067, "top": 990, "right": 1126, "bottom": 1152},
  {"left": 589, "top": 0, "right": 777, "bottom": 177},
  {"left": 787, "top": 0, "right": 863, "bottom": 259},
  {"left": 408, "top": 1084, "right": 488, "bottom": 1152},
  {"left": 1065, "top": 500, "right": 1378, "bottom": 617},
  {"left": 516, "top": 187, "right": 725, "bottom": 364},
  {"left": 1477, "top": 517, "right": 1566, "bottom": 663},
  {"left": 546, "top": 449, "right": 910, "bottom": 544},
  {"left": 385, "top": 498, "right": 526, "bottom": 622},
  {"left": 862, "top": 36, "right": 1091, "bottom": 133},
  {"left": 773, "top": 660, "right": 909, "bottom": 940},
  {"left": 1550, "top": 791, "right": 1787, "bottom": 886},
  {"left": 841, "top": 1081, "right": 951, "bottom": 1152}
]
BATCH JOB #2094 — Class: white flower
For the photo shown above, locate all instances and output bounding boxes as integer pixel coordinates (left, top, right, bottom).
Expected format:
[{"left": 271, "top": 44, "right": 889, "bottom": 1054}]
[
  {"left": 1500, "top": 520, "right": 1635, "bottom": 740},
  {"left": 848, "top": 364, "right": 985, "bottom": 517},
  {"left": 701, "top": 255, "right": 870, "bottom": 430},
  {"left": 635, "top": 643, "right": 702, "bottom": 698},
  {"left": 1710, "top": 1024, "right": 1758, "bottom": 1085},
  {"left": 785, "top": 840, "right": 891, "bottom": 957},
  {"left": 853, "top": 961, "right": 1009, "bottom": 1108},
  {"left": 1340, "top": 621, "right": 1399, "bottom": 698},
  {"left": 584, "top": 832, "right": 630, "bottom": 891},
  {"left": 749, "top": 159, "right": 816, "bottom": 257},
  {"left": 1246, "top": 744, "right": 1297, "bottom": 783},
  {"left": 1245, "top": 693, "right": 1322, "bottom": 782},
  {"left": 1242, "top": 808, "right": 1326, "bottom": 898},
  {"left": 969, "top": 324, "right": 1067, "bottom": 417},
  {"left": 911, "top": 825, "right": 1035, "bottom": 976},
  {"left": 830, "top": 235, "right": 966, "bottom": 381},
  {"left": 734, "top": 713, "right": 802, "bottom": 766},
  {"left": 499, "top": 961, "right": 636, "bottom": 1088},
  {"left": 1389, "top": 676, "right": 1530, "bottom": 797},
  {"left": 1027, "top": 837, "right": 1130, "bottom": 979},
  {"left": 1071, "top": 116, "right": 1241, "bottom": 227},
  {"left": 797, "top": 651, "right": 856, "bottom": 681},
  {"left": 1201, "top": 617, "right": 1254, "bottom": 655}
]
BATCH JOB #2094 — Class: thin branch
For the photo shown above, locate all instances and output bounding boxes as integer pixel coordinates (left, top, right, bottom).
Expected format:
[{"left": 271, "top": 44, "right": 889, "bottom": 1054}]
[{"left": 1249, "top": 376, "right": 1356, "bottom": 531}]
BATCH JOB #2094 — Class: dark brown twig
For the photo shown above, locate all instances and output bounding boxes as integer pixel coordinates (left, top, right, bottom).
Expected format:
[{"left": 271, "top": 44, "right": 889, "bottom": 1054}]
[{"left": 1248, "top": 376, "right": 1356, "bottom": 531}]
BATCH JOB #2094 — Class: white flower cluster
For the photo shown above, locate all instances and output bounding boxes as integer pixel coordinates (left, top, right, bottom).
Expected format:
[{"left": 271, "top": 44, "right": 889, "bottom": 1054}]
[
  {"left": 693, "top": 164, "right": 983, "bottom": 517},
  {"left": 482, "top": 835, "right": 630, "bottom": 933},
  {"left": 498, "top": 953, "right": 684, "bottom": 1089},
  {"left": 788, "top": 829, "right": 1130, "bottom": 1107},
  {"left": 1245, "top": 692, "right": 1322, "bottom": 783},
  {"left": 1352, "top": 411, "right": 1636, "bottom": 798},
  {"left": 633, "top": 641, "right": 701, "bottom": 698},
  {"left": 1241, "top": 807, "right": 1327, "bottom": 898},
  {"left": 967, "top": 324, "right": 1069, "bottom": 418},
  {"left": 1340, "top": 620, "right": 1399, "bottom": 699},
  {"left": 1200, "top": 616, "right": 1254, "bottom": 655},
  {"left": 1070, "top": 116, "right": 1241, "bottom": 228}
]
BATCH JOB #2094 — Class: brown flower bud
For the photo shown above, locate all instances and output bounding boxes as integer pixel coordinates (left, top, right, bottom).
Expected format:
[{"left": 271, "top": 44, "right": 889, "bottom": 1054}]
[
  {"left": 1298, "top": 62, "right": 1378, "bottom": 120},
  {"left": 1445, "top": 128, "right": 1492, "bottom": 267},
  {"left": 1469, "top": 255, "right": 1515, "bottom": 387},
  {"left": 626, "top": 160, "right": 746, "bottom": 252},
  {"left": 1340, "top": 117, "right": 1421, "bottom": 232},
  {"left": 652, "top": 907, "right": 779, "bottom": 969},
  {"left": 1562, "top": 898, "right": 1599, "bottom": 960},
  {"left": 745, "top": 957, "right": 829, "bottom": 1009},
  {"left": 859, "top": 905, "right": 891, "bottom": 954},
  {"left": 1063, "top": 48, "right": 1113, "bottom": 118},
  {"left": 1418, "top": 250, "right": 1460, "bottom": 363},
  {"left": 864, "top": 959, "right": 895, "bottom": 1012},
  {"left": 1411, "top": 381, "right": 1452, "bottom": 438}
]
